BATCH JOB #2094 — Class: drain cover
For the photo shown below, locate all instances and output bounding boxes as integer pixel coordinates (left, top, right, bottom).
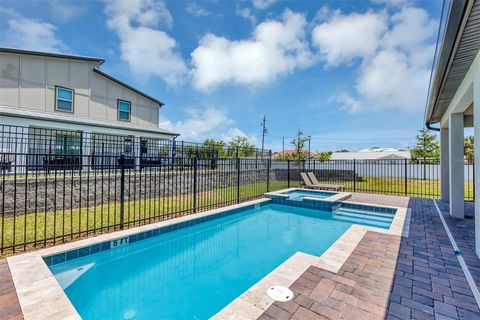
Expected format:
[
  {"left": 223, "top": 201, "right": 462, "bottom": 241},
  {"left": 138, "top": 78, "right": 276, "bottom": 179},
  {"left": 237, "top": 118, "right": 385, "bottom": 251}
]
[{"left": 267, "top": 286, "right": 294, "bottom": 301}]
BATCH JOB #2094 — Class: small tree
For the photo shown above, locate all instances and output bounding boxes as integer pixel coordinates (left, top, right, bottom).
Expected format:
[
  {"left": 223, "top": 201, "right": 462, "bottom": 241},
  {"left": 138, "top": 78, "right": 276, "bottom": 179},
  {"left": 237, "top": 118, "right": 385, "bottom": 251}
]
[
  {"left": 203, "top": 138, "right": 226, "bottom": 158},
  {"left": 411, "top": 128, "right": 440, "bottom": 162},
  {"left": 316, "top": 151, "right": 332, "bottom": 161},
  {"left": 465, "top": 135, "right": 474, "bottom": 164},
  {"left": 290, "top": 130, "right": 310, "bottom": 161},
  {"left": 228, "top": 136, "right": 256, "bottom": 157},
  {"left": 335, "top": 149, "right": 349, "bottom": 153}
]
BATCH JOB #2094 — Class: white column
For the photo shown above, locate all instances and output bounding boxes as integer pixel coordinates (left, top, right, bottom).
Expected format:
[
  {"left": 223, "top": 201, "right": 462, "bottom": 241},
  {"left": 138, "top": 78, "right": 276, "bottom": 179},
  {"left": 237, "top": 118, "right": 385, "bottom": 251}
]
[
  {"left": 449, "top": 113, "right": 464, "bottom": 218},
  {"left": 474, "top": 71, "right": 480, "bottom": 258},
  {"left": 440, "top": 127, "right": 450, "bottom": 201}
]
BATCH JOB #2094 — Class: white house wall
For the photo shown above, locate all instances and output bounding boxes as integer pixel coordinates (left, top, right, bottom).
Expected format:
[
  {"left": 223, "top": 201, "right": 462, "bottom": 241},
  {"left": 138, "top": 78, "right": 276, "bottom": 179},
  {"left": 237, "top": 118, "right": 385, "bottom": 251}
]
[{"left": 0, "top": 52, "right": 161, "bottom": 128}]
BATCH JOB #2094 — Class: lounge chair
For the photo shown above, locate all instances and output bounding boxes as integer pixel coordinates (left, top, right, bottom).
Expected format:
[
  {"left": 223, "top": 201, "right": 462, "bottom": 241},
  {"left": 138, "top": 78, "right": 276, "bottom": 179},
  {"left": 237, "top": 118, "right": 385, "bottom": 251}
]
[{"left": 300, "top": 172, "right": 344, "bottom": 191}]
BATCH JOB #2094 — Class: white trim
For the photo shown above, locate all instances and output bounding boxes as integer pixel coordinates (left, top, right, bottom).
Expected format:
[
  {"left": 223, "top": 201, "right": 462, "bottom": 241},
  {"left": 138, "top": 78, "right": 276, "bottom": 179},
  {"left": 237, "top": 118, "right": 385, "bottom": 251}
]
[{"left": 433, "top": 200, "right": 480, "bottom": 308}]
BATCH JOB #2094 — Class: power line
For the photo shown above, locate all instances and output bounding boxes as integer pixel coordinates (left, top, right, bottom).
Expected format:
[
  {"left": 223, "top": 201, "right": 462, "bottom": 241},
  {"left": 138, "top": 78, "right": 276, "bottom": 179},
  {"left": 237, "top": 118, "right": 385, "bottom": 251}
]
[{"left": 267, "top": 134, "right": 417, "bottom": 141}]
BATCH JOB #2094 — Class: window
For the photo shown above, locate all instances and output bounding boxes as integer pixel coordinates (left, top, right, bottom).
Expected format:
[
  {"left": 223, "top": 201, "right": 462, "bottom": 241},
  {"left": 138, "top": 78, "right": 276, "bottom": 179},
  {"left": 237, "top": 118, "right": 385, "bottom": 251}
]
[
  {"left": 55, "top": 87, "right": 74, "bottom": 112},
  {"left": 117, "top": 100, "right": 131, "bottom": 121}
]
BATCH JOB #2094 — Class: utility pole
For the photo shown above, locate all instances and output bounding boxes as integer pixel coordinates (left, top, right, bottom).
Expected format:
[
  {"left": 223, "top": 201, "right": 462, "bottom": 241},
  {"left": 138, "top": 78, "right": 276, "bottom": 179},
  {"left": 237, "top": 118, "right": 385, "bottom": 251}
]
[
  {"left": 308, "top": 135, "right": 311, "bottom": 157},
  {"left": 282, "top": 137, "right": 285, "bottom": 154},
  {"left": 261, "top": 116, "right": 267, "bottom": 158}
]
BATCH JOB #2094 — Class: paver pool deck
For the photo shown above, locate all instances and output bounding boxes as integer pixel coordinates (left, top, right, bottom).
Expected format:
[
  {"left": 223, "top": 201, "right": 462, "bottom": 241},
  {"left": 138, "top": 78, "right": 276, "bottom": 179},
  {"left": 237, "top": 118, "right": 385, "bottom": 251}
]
[{"left": 1, "top": 193, "right": 479, "bottom": 320}]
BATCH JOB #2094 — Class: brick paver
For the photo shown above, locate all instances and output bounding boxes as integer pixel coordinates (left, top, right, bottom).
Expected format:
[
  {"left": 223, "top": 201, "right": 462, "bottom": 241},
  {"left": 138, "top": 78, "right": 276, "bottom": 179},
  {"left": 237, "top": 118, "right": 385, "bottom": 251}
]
[
  {"left": 0, "top": 259, "right": 22, "bottom": 320},
  {"left": 260, "top": 195, "right": 480, "bottom": 320},
  {"left": 1, "top": 194, "right": 479, "bottom": 320}
]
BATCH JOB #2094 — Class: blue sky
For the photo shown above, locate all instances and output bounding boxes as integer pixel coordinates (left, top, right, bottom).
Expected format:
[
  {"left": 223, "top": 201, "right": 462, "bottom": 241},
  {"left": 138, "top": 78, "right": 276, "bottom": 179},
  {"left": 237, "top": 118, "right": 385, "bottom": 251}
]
[{"left": 0, "top": 0, "right": 444, "bottom": 152}]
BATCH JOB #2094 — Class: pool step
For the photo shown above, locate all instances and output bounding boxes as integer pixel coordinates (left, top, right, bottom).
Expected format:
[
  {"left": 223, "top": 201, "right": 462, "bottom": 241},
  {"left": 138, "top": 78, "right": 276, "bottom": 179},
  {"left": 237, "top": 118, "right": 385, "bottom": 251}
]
[
  {"left": 334, "top": 209, "right": 394, "bottom": 222},
  {"left": 338, "top": 208, "right": 395, "bottom": 218},
  {"left": 332, "top": 214, "right": 391, "bottom": 229}
]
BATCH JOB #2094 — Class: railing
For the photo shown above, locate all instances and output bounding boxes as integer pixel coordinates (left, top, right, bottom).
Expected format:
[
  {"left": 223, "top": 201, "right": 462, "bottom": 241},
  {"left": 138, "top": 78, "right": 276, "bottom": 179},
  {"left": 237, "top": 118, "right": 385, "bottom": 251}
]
[
  {"left": 0, "top": 153, "right": 272, "bottom": 255},
  {"left": 0, "top": 128, "right": 475, "bottom": 256},
  {"left": 270, "top": 159, "right": 475, "bottom": 201}
]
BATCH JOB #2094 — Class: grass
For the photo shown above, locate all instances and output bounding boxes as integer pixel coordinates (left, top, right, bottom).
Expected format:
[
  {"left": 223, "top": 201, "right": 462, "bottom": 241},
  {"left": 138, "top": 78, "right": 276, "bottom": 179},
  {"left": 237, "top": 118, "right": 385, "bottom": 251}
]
[
  {"left": 0, "top": 181, "right": 288, "bottom": 253},
  {"left": 316, "top": 176, "right": 474, "bottom": 199},
  {"left": 0, "top": 176, "right": 474, "bottom": 255}
]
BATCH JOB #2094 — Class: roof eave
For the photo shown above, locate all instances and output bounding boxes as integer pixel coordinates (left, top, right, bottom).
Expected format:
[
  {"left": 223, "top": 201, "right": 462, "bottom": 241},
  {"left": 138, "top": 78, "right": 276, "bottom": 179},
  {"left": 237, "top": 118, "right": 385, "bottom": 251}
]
[
  {"left": 93, "top": 69, "right": 164, "bottom": 106},
  {"left": 0, "top": 47, "right": 105, "bottom": 66},
  {"left": 425, "top": 0, "right": 469, "bottom": 125}
]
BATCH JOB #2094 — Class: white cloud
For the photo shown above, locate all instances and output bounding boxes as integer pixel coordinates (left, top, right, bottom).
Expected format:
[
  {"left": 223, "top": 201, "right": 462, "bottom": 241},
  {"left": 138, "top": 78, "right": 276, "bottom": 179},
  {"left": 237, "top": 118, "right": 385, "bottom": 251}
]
[
  {"left": 371, "top": 0, "right": 412, "bottom": 8},
  {"left": 48, "top": 0, "right": 86, "bottom": 22},
  {"left": 159, "top": 107, "right": 232, "bottom": 140},
  {"left": 252, "top": 0, "right": 278, "bottom": 10},
  {"left": 317, "top": 6, "right": 436, "bottom": 113},
  {"left": 191, "top": 9, "right": 313, "bottom": 90},
  {"left": 105, "top": 0, "right": 187, "bottom": 86},
  {"left": 186, "top": 3, "right": 211, "bottom": 17},
  {"left": 1, "top": 11, "right": 66, "bottom": 52},
  {"left": 357, "top": 49, "right": 432, "bottom": 112},
  {"left": 312, "top": 10, "right": 387, "bottom": 66},
  {"left": 236, "top": 6, "right": 256, "bottom": 26},
  {"left": 383, "top": 7, "right": 436, "bottom": 53},
  {"left": 330, "top": 93, "right": 362, "bottom": 113},
  {"left": 159, "top": 107, "right": 259, "bottom": 144}
]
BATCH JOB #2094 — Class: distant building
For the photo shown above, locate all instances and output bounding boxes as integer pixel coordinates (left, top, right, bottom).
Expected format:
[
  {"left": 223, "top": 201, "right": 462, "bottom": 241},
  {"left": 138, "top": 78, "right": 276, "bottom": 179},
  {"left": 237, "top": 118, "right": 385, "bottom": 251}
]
[{"left": 330, "top": 147, "right": 411, "bottom": 161}]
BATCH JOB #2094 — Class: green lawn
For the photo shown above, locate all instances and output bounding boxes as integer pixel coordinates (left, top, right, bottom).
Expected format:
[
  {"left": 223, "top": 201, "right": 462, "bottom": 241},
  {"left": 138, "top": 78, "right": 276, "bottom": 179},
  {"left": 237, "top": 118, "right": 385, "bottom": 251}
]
[
  {"left": 1, "top": 176, "right": 474, "bottom": 255},
  {"left": 0, "top": 181, "right": 288, "bottom": 253}
]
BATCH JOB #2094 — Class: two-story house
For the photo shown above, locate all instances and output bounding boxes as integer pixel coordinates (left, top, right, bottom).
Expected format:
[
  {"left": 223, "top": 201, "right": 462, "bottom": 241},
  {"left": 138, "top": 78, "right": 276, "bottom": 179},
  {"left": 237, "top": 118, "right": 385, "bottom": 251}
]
[{"left": 0, "top": 47, "right": 178, "bottom": 169}]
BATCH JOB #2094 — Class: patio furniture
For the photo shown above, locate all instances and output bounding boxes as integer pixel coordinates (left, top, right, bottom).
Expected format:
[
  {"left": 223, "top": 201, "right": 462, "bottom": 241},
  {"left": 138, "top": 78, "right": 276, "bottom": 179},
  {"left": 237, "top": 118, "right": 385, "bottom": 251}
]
[{"left": 300, "top": 172, "right": 344, "bottom": 191}]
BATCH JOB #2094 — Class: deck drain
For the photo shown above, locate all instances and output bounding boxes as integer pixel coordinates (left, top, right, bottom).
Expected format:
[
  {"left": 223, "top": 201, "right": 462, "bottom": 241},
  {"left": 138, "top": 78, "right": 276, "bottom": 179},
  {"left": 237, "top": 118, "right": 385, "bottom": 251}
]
[{"left": 267, "top": 286, "right": 293, "bottom": 302}]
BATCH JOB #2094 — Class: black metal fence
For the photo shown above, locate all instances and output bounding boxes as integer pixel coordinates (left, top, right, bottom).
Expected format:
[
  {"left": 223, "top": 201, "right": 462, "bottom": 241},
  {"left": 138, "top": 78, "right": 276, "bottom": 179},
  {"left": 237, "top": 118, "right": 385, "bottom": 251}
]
[
  {"left": 0, "top": 124, "right": 476, "bottom": 255},
  {"left": 270, "top": 159, "right": 475, "bottom": 200},
  {"left": 0, "top": 152, "right": 272, "bottom": 255},
  {"left": 0, "top": 124, "right": 271, "bottom": 173}
]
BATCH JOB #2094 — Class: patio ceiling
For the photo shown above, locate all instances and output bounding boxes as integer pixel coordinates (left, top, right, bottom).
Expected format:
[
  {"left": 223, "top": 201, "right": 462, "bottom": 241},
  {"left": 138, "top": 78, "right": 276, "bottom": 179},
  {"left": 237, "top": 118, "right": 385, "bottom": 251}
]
[{"left": 426, "top": 0, "right": 480, "bottom": 125}]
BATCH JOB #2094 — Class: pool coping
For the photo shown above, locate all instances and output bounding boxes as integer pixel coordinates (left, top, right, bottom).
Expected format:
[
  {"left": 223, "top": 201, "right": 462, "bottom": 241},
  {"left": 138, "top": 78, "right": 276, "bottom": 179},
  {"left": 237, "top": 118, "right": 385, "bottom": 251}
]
[
  {"left": 212, "top": 198, "right": 410, "bottom": 320},
  {"left": 6, "top": 193, "right": 410, "bottom": 320},
  {"left": 264, "top": 187, "right": 352, "bottom": 203},
  {"left": 6, "top": 198, "right": 271, "bottom": 320}
]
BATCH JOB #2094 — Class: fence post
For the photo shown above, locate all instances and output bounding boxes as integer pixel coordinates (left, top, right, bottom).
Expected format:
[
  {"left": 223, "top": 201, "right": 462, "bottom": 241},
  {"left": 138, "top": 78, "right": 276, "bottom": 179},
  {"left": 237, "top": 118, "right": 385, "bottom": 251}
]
[
  {"left": 119, "top": 154, "right": 126, "bottom": 230},
  {"left": 404, "top": 158, "right": 408, "bottom": 196},
  {"left": 237, "top": 157, "right": 241, "bottom": 203},
  {"left": 287, "top": 159, "right": 290, "bottom": 188},
  {"left": 267, "top": 158, "right": 270, "bottom": 192},
  {"left": 193, "top": 157, "right": 198, "bottom": 212},
  {"left": 353, "top": 159, "right": 356, "bottom": 192}
]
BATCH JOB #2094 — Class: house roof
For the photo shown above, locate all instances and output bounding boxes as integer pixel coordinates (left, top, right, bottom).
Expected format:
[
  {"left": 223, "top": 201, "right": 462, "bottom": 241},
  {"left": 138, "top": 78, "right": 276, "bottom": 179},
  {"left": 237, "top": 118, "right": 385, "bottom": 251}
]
[
  {"left": 0, "top": 47, "right": 105, "bottom": 65},
  {"left": 330, "top": 151, "right": 411, "bottom": 160},
  {"left": 425, "top": 0, "right": 480, "bottom": 125},
  {"left": 0, "top": 105, "right": 179, "bottom": 137},
  {"left": 93, "top": 69, "right": 164, "bottom": 106},
  {"left": 0, "top": 47, "right": 164, "bottom": 106}
]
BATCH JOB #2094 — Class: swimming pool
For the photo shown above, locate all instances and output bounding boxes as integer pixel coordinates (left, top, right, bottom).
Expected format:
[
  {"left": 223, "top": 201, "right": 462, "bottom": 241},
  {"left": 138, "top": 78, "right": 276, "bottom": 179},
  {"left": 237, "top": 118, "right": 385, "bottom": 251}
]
[
  {"left": 48, "top": 203, "right": 374, "bottom": 319},
  {"left": 282, "top": 189, "right": 337, "bottom": 200}
]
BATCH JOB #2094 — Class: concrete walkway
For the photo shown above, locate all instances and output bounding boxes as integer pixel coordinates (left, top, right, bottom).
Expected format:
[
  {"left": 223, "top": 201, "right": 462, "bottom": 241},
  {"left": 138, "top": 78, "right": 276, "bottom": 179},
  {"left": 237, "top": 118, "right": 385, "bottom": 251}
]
[
  {"left": 2, "top": 194, "right": 479, "bottom": 320},
  {"left": 260, "top": 196, "right": 480, "bottom": 319}
]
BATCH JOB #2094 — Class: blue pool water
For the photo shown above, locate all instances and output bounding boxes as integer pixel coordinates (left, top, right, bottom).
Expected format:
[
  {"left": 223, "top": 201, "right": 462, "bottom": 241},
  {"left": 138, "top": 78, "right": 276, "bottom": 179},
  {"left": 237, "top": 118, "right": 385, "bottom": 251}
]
[
  {"left": 50, "top": 204, "right": 352, "bottom": 319},
  {"left": 50, "top": 204, "right": 357, "bottom": 319},
  {"left": 282, "top": 190, "right": 335, "bottom": 200}
]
